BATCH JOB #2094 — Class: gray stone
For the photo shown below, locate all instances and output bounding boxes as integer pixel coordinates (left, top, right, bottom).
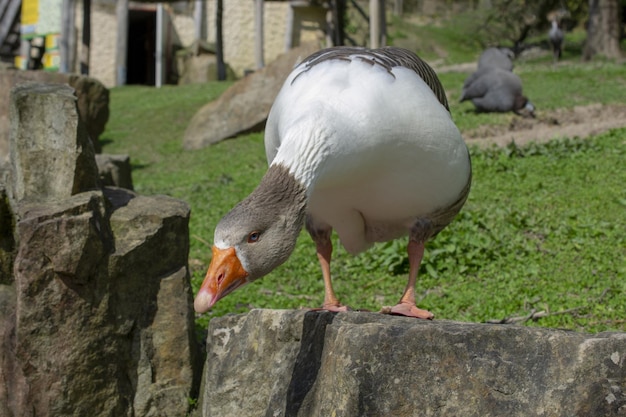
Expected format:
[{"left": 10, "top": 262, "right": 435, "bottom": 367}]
[
  {"left": 11, "top": 191, "right": 120, "bottom": 417},
  {"left": 198, "top": 309, "right": 626, "bottom": 417},
  {"left": 0, "top": 69, "right": 109, "bottom": 162},
  {"left": 9, "top": 83, "right": 99, "bottom": 204},
  {"left": 106, "top": 188, "right": 200, "bottom": 417},
  {"left": 95, "top": 153, "right": 134, "bottom": 190},
  {"left": 0, "top": 187, "right": 199, "bottom": 417},
  {"left": 183, "top": 43, "right": 320, "bottom": 150},
  {"left": 176, "top": 40, "right": 236, "bottom": 85},
  {"left": 0, "top": 83, "right": 198, "bottom": 417},
  {"left": 0, "top": 177, "right": 15, "bottom": 285}
]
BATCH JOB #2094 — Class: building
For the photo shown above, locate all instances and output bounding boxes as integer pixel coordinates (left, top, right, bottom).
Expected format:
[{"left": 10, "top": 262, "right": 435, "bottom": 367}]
[{"left": 3, "top": 0, "right": 342, "bottom": 87}]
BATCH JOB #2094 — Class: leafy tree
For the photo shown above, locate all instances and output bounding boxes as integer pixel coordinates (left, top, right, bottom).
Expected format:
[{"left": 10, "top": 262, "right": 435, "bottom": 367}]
[{"left": 460, "top": 0, "right": 588, "bottom": 52}]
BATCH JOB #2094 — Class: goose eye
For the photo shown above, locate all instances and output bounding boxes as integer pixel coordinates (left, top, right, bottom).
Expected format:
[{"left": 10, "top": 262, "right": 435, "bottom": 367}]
[{"left": 247, "top": 231, "right": 261, "bottom": 243}]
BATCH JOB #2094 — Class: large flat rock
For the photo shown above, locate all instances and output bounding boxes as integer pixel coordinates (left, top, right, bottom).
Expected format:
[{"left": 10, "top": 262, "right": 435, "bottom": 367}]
[
  {"left": 197, "top": 309, "right": 626, "bottom": 417},
  {"left": 183, "top": 43, "right": 320, "bottom": 150}
]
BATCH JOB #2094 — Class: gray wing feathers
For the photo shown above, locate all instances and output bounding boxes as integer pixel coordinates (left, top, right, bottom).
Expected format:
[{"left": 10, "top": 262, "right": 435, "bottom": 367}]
[{"left": 297, "top": 46, "right": 450, "bottom": 112}]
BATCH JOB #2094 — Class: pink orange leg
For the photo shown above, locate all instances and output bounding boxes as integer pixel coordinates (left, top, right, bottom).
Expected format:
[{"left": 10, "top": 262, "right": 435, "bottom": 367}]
[
  {"left": 306, "top": 220, "right": 349, "bottom": 313},
  {"left": 390, "top": 240, "right": 434, "bottom": 319},
  {"left": 315, "top": 234, "right": 349, "bottom": 312}
]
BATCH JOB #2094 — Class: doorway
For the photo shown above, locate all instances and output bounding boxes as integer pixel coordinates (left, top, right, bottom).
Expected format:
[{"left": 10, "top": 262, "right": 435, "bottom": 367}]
[{"left": 127, "top": 9, "right": 156, "bottom": 85}]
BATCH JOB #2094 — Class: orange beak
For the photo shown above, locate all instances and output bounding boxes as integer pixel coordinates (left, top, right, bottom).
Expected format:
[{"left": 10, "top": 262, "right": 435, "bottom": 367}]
[{"left": 193, "top": 246, "right": 249, "bottom": 313}]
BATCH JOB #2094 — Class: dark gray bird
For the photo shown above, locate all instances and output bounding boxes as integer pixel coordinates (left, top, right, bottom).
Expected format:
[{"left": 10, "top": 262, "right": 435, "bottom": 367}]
[
  {"left": 548, "top": 19, "right": 564, "bottom": 61},
  {"left": 460, "top": 66, "right": 535, "bottom": 116},
  {"left": 477, "top": 47, "right": 515, "bottom": 72}
]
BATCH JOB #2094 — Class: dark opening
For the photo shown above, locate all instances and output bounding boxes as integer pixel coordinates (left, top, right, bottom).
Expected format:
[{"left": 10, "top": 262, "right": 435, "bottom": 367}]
[{"left": 127, "top": 9, "right": 156, "bottom": 85}]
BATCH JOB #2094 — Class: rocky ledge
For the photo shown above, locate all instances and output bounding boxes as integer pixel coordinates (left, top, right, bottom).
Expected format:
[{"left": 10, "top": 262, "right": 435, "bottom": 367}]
[{"left": 197, "top": 309, "right": 626, "bottom": 417}]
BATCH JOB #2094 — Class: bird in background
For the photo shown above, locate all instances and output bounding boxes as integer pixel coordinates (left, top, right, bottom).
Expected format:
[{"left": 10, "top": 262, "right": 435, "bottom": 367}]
[
  {"left": 477, "top": 47, "right": 514, "bottom": 72},
  {"left": 461, "top": 46, "right": 535, "bottom": 117},
  {"left": 193, "top": 46, "right": 472, "bottom": 319},
  {"left": 549, "top": 17, "right": 564, "bottom": 62},
  {"left": 460, "top": 66, "right": 535, "bottom": 117}
]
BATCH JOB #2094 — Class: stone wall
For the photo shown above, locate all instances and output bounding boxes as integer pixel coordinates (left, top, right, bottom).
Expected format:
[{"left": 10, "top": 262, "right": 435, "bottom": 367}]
[
  {"left": 75, "top": 1, "right": 118, "bottom": 88},
  {"left": 206, "top": 0, "right": 326, "bottom": 77},
  {"left": 0, "top": 83, "right": 198, "bottom": 417}
]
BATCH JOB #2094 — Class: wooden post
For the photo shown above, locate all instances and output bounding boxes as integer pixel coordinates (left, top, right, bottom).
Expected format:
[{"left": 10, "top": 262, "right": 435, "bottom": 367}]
[
  {"left": 331, "top": 0, "right": 345, "bottom": 46},
  {"left": 369, "top": 0, "right": 380, "bottom": 48},
  {"left": 285, "top": 2, "right": 294, "bottom": 51},
  {"left": 254, "top": 0, "right": 264, "bottom": 69},
  {"left": 380, "top": 0, "right": 386, "bottom": 47},
  {"left": 194, "top": 0, "right": 204, "bottom": 40},
  {"left": 393, "top": 0, "right": 402, "bottom": 16},
  {"left": 155, "top": 3, "right": 163, "bottom": 87},
  {"left": 60, "top": 0, "right": 75, "bottom": 73},
  {"left": 216, "top": 0, "right": 225, "bottom": 80},
  {"left": 116, "top": 0, "right": 128, "bottom": 85},
  {"left": 80, "top": 0, "right": 90, "bottom": 75}
]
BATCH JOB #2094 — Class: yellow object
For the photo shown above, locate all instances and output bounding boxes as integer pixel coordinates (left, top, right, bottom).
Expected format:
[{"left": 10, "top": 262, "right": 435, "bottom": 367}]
[
  {"left": 21, "top": 0, "right": 39, "bottom": 27},
  {"left": 14, "top": 56, "right": 27, "bottom": 70},
  {"left": 45, "top": 34, "right": 59, "bottom": 50},
  {"left": 43, "top": 51, "right": 60, "bottom": 70}
]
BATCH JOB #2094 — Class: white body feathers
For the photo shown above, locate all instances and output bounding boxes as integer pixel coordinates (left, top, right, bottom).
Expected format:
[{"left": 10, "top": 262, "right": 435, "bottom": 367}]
[{"left": 264, "top": 53, "right": 470, "bottom": 254}]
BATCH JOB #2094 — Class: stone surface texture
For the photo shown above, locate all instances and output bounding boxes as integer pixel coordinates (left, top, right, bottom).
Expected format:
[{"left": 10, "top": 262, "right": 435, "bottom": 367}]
[
  {"left": 95, "top": 153, "right": 134, "bottom": 190},
  {"left": 197, "top": 309, "right": 626, "bottom": 417},
  {"left": 0, "top": 69, "right": 109, "bottom": 162},
  {"left": 0, "top": 83, "right": 198, "bottom": 417},
  {"left": 9, "top": 83, "right": 99, "bottom": 203}
]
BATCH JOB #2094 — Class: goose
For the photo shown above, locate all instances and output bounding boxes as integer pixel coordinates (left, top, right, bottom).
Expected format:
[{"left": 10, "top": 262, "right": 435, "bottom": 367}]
[
  {"left": 193, "top": 46, "right": 472, "bottom": 319},
  {"left": 477, "top": 47, "right": 514, "bottom": 72},
  {"left": 460, "top": 66, "right": 535, "bottom": 117},
  {"left": 548, "top": 18, "right": 564, "bottom": 61}
]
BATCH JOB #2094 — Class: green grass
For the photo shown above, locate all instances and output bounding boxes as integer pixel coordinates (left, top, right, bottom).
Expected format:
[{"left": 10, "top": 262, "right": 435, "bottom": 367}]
[
  {"left": 100, "top": 29, "right": 626, "bottom": 334},
  {"left": 439, "top": 60, "right": 626, "bottom": 132},
  {"left": 387, "top": 14, "right": 482, "bottom": 65}
]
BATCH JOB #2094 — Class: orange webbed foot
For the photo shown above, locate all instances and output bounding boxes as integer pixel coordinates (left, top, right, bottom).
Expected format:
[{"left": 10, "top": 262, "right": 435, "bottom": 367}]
[
  {"left": 385, "top": 302, "right": 434, "bottom": 319},
  {"left": 310, "top": 303, "right": 351, "bottom": 313}
]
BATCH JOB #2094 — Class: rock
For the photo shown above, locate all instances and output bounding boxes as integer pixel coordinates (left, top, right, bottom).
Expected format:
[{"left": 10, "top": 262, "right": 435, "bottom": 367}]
[
  {"left": 0, "top": 69, "right": 109, "bottom": 162},
  {"left": 0, "top": 283, "right": 20, "bottom": 417},
  {"left": 1, "top": 188, "right": 199, "bottom": 417},
  {"left": 9, "top": 83, "right": 99, "bottom": 204},
  {"left": 176, "top": 40, "right": 236, "bottom": 85},
  {"left": 106, "top": 188, "right": 200, "bottom": 417},
  {"left": 0, "top": 176, "right": 15, "bottom": 285},
  {"left": 183, "top": 43, "right": 320, "bottom": 150},
  {"left": 197, "top": 309, "right": 626, "bottom": 417},
  {"left": 95, "top": 153, "right": 134, "bottom": 190},
  {"left": 12, "top": 191, "right": 119, "bottom": 416},
  {"left": 69, "top": 74, "right": 110, "bottom": 152},
  {"left": 0, "top": 82, "right": 199, "bottom": 416}
]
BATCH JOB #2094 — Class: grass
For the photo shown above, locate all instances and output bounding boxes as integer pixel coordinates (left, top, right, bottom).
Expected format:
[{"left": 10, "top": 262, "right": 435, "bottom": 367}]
[{"left": 100, "top": 28, "right": 626, "bottom": 334}]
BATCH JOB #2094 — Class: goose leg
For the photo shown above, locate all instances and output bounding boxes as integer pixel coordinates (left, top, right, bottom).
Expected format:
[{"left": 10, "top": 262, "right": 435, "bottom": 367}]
[
  {"left": 306, "top": 218, "right": 349, "bottom": 312},
  {"left": 390, "top": 239, "right": 434, "bottom": 319}
]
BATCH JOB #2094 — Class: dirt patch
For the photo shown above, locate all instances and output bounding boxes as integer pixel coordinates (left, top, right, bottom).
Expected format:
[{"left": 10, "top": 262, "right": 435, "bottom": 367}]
[{"left": 462, "top": 103, "right": 626, "bottom": 147}]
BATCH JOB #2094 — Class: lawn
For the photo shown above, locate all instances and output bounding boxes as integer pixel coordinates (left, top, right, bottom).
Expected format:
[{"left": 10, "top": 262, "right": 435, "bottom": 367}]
[{"left": 100, "top": 29, "right": 626, "bottom": 334}]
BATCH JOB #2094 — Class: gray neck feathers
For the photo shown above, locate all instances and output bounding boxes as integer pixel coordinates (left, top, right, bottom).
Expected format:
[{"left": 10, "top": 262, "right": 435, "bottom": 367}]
[{"left": 226, "top": 164, "right": 308, "bottom": 234}]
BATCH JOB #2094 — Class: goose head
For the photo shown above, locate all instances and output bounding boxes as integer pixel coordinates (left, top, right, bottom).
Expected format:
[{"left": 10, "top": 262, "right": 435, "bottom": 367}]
[{"left": 194, "top": 164, "right": 307, "bottom": 313}]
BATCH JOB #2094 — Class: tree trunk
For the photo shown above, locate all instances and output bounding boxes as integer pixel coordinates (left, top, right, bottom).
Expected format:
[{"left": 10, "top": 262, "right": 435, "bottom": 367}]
[{"left": 583, "top": 0, "right": 622, "bottom": 60}]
